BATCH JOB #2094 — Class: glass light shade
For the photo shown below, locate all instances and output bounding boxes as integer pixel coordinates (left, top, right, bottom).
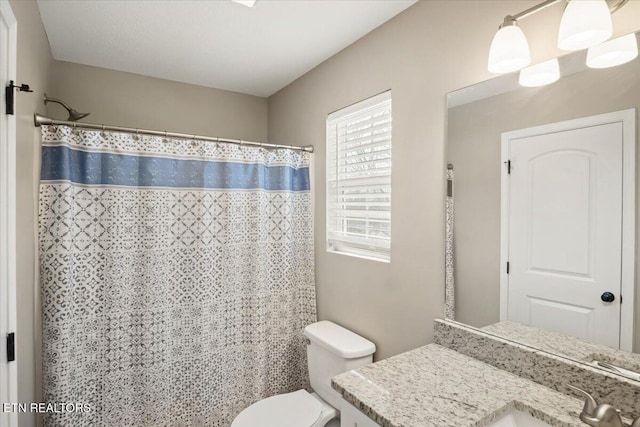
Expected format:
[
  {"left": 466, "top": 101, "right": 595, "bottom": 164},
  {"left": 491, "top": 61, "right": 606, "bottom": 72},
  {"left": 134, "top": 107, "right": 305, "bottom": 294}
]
[
  {"left": 519, "top": 59, "right": 561, "bottom": 87},
  {"left": 558, "top": 0, "right": 612, "bottom": 51},
  {"left": 488, "top": 24, "right": 531, "bottom": 74},
  {"left": 587, "top": 34, "right": 639, "bottom": 68}
]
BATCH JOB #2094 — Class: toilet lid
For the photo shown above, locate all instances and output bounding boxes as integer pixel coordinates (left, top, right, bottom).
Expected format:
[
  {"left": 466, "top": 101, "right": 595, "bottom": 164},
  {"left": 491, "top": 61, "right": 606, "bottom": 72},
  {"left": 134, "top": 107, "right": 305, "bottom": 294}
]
[{"left": 232, "top": 390, "right": 323, "bottom": 427}]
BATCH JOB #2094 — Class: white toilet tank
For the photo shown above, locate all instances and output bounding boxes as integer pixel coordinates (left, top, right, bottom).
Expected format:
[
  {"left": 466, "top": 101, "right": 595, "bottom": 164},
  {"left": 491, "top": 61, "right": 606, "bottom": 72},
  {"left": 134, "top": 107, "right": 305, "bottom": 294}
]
[{"left": 303, "top": 321, "right": 376, "bottom": 410}]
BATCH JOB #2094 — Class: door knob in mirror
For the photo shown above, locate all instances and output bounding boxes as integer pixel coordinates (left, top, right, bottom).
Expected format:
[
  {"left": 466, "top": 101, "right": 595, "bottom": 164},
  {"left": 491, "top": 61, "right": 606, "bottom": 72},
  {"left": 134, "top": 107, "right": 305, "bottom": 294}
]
[{"left": 601, "top": 292, "right": 615, "bottom": 303}]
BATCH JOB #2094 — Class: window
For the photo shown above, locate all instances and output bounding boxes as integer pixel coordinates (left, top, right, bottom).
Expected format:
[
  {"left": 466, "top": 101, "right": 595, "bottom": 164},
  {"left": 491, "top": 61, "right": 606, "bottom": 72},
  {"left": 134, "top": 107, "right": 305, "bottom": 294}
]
[{"left": 326, "top": 91, "right": 392, "bottom": 262}]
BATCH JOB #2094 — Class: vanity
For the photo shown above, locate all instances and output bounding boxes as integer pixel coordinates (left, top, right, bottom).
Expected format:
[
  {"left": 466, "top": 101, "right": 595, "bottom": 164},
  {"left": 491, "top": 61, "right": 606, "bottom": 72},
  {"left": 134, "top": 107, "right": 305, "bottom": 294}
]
[
  {"left": 332, "top": 23, "right": 640, "bottom": 427},
  {"left": 333, "top": 319, "right": 640, "bottom": 427},
  {"left": 334, "top": 343, "right": 586, "bottom": 427}
]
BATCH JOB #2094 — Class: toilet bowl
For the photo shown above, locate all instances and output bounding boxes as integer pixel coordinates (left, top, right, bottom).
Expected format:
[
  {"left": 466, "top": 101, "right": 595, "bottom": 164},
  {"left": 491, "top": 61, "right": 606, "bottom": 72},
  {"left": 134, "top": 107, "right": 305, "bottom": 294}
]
[{"left": 231, "top": 321, "right": 376, "bottom": 427}]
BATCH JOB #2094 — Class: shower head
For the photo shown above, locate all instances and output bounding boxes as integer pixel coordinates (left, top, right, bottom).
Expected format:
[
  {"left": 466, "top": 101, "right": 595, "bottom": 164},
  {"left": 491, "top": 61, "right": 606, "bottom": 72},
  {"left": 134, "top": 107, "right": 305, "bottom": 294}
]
[
  {"left": 67, "top": 109, "right": 90, "bottom": 121},
  {"left": 43, "top": 94, "right": 90, "bottom": 122}
]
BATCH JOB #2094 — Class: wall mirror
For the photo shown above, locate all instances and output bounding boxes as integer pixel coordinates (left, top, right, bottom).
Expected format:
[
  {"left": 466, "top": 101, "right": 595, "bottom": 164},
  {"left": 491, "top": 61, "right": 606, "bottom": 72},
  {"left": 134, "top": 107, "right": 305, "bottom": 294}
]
[{"left": 446, "top": 31, "right": 640, "bottom": 381}]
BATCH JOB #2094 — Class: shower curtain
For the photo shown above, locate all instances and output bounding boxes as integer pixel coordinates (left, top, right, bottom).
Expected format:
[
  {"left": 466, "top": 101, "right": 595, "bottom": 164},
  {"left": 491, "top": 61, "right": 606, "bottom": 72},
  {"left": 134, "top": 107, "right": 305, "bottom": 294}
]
[
  {"left": 445, "top": 166, "right": 455, "bottom": 319},
  {"left": 39, "top": 125, "right": 316, "bottom": 427}
]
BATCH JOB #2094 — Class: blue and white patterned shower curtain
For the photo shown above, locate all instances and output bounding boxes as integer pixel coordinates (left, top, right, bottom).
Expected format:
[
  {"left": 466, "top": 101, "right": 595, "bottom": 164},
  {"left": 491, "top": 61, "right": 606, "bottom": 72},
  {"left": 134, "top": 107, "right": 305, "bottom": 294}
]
[{"left": 39, "top": 125, "right": 316, "bottom": 427}]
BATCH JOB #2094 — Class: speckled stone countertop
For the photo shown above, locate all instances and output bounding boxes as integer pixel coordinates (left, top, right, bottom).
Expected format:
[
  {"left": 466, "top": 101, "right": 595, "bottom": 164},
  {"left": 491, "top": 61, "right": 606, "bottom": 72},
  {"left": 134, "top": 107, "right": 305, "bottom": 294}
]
[
  {"left": 483, "top": 321, "right": 640, "bottom": 375},
  {"left": 332, "top": 344, "right": 588, "bottom": 427}
]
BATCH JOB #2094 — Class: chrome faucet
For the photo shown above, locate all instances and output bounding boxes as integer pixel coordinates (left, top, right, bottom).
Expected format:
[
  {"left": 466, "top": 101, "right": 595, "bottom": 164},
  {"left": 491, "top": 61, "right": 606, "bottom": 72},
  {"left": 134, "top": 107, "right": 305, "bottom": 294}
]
[{"left": 568, "top": 385, "right": 640, "bottom": 427}]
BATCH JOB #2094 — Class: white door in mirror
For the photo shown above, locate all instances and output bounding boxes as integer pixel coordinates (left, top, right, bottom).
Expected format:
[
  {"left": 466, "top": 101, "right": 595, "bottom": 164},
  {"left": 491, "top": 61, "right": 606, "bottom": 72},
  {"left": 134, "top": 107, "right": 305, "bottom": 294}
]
[
  {"left": 487, "top": 410, "right": 553, "bottom": 427},
  {"left": 505, "top": 120, "right": 624, "bottom": 348}
]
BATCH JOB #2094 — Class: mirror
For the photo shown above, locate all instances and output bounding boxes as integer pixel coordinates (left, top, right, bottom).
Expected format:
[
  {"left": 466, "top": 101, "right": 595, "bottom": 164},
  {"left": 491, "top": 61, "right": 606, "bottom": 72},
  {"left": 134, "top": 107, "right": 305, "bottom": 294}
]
[{"left": 446, "top": 31, "right": 640, "bottom": 380}]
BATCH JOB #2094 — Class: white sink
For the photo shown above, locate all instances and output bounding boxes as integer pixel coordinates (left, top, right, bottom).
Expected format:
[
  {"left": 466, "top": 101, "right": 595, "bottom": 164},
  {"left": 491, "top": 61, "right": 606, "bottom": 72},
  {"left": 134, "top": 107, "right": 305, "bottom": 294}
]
[{"left": 486, "top": 409, "right": 553, "bottom": 427}]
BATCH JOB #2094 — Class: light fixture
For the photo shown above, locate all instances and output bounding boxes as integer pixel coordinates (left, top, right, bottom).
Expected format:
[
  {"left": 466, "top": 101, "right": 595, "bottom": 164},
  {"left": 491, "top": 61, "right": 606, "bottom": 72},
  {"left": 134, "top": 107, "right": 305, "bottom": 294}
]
[
  {"left": 558, "top": 0, "right": 613, "bottom": 51},
  {"left": 488, "top": 19, "right": 531, "bottom": 74},
  {"left": 587, "top": 33, "right": 638, "bottom": 68},
  {"left": 519, "top": 58, "right": 561, "bottom": 87},
  {"left": 232, "top": 0, "right": 256, "bottom": 7},
  {"left": 487, "top": 0, "right": 629, "bottom": 76}
]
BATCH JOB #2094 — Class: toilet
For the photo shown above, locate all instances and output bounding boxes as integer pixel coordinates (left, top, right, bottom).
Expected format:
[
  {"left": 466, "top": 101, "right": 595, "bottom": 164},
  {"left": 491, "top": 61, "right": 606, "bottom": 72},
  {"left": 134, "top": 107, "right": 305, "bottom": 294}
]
[{"left": 231, "top": 320, "right": 376, "bottom": 427}]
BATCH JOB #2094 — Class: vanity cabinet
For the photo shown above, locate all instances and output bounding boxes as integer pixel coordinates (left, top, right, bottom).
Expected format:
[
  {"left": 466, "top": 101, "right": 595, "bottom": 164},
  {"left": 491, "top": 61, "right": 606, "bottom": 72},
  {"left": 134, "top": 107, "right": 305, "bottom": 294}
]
[{"left": 340, "top": 400, "right": 380, "bottom": 427}]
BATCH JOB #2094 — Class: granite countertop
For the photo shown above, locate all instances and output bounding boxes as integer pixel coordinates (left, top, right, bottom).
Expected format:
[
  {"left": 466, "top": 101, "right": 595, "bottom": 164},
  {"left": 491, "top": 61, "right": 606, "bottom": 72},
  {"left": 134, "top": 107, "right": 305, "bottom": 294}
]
[
  {"left": 331, "top": 344, "right": 587, "bottom": 427},
  {"left": 483, "top": 321, "right": 640, "bottom": 376}
]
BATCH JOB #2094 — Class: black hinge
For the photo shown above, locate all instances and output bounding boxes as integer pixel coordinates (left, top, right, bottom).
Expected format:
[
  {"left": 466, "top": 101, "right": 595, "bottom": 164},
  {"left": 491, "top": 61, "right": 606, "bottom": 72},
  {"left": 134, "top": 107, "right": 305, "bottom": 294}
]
[
  {"left": 5, "top": 80, "right": 33, "bottom": 115},
  {"left": 6, "top": 332, "right": 15, "bottom": 362},
  {"left": 506, "top": 262, "right": 510, "bottom": 274},
  {"left": 5, "top": 84, "right": 14, "bottom": 115}
]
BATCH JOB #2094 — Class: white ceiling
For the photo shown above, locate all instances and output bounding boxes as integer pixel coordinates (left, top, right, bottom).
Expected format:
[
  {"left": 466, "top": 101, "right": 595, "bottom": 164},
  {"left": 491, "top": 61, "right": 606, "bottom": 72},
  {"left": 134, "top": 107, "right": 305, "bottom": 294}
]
[{"left": 37, "top": 0, "right": 417, "bottom": 97}]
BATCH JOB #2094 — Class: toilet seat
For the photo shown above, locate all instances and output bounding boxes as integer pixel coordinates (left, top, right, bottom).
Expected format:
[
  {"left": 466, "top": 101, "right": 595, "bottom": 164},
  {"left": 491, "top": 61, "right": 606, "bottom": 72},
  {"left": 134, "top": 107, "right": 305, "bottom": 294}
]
[{"left": 232, "top": 390, "right": 323, "bottom": 427}]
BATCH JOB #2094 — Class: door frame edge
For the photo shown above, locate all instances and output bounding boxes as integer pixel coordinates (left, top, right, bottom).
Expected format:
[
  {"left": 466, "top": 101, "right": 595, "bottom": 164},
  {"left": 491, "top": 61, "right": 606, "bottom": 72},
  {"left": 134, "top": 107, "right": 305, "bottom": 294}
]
[{"left": 0, "top": 0, "right": 18, "bottom": 425}]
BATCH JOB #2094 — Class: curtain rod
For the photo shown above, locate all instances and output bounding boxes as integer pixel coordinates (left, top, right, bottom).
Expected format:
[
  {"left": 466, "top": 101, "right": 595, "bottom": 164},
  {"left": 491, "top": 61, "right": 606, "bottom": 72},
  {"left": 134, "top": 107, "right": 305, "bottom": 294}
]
[{"left": 33, "top": 113, "right": 314, "bottom": 153}]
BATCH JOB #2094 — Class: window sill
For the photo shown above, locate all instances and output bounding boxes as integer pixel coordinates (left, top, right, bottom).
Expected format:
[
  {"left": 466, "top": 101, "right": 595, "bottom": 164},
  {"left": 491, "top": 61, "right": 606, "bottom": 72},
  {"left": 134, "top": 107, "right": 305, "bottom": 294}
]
[{"left": 326, "top": 248, "right": 390, "bottom": 263}]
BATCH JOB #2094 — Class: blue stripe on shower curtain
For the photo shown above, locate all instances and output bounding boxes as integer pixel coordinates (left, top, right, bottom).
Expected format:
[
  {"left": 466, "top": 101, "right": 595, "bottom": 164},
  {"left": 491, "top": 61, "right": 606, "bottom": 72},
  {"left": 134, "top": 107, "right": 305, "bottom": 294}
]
[{"left": 41, "top": 145, "right": 310, "bottom": 191}]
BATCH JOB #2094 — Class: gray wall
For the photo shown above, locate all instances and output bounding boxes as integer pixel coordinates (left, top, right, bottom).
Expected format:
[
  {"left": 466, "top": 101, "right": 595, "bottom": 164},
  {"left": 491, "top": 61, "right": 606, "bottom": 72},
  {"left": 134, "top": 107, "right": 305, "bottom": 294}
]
[
  {"left": 10, "top": 0, "right": 640, "bottom": 414},
  {"left": 49, "top": 61, "right": 268, "bottom": 141},
  {"left": 448, "top": 56, "right": 640, "bottom": 352},
  {"left": 8, "top": 1, "right": 53, "bottom": 426},
  {"left": 267, "top": 0, "right": 640, "bottom": 360}
]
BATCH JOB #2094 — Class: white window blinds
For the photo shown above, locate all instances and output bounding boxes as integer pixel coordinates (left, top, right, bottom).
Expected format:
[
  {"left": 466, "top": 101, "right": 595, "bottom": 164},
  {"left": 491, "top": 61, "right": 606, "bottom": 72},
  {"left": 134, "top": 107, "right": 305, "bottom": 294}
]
[{"left": 326, "top": 91, "right": 392, "bottom": 262}]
